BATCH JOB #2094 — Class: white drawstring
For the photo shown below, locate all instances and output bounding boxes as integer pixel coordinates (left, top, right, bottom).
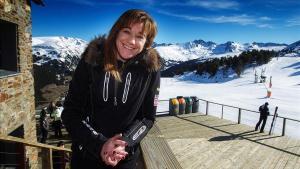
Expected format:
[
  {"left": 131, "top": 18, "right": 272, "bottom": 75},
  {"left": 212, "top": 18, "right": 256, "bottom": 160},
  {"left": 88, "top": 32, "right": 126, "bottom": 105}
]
[
  {"left": 103, "top": 72, "right": 110, "bottom": 102},
  {"left": 122, "top": 72, "right": 132, "bottom": 103}
]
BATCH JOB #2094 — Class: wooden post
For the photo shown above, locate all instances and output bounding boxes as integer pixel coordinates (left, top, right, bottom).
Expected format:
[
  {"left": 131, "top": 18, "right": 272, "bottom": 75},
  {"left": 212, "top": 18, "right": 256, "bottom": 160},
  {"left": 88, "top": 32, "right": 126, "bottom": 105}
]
[
  {"left": 42, "top": 148, "right": 53, "bottom": 169},
  {"left": 282, "top": 118, "right": 286, "bottom": 136},
  {"left": 221, "top": 105, "right": 224, "bottom": 119},
  {"left": 206, "top": 101, "right": 209, "bottom": 115},
  {"left": 49, "top": 148, "right": 53, "bottom": 169},
  {"left": 238, "top": 108, "right": 241, "bottom": 124}
]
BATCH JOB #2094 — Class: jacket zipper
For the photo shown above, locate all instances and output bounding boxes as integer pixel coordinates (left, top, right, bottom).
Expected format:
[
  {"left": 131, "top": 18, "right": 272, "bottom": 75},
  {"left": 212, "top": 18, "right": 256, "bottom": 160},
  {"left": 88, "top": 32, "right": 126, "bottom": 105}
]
[{"left": 114, "top": 79, "right": 118, "bottom": 106}]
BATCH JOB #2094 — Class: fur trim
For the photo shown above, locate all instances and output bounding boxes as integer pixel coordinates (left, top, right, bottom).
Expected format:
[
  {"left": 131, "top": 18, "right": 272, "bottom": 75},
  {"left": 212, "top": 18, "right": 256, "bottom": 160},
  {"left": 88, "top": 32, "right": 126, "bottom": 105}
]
[
  {"left": 81, "top": 35, "right": 105, "bottom": 65},
  {"left": 81, "top": 35, "right": 162, "bottom": 72},
  {"left": 139, "top": 48, "right": 162, "bottom": 72}
]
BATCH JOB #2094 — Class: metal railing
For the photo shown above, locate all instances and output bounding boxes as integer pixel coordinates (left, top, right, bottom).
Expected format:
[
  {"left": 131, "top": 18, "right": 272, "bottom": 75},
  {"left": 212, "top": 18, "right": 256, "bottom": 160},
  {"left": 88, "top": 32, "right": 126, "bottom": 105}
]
[
  {"left": 0, "top": 135, "right": 71, "bottom": 169},
  {"left": 157, "top": 98, "right": 300, "bottom": 136}
]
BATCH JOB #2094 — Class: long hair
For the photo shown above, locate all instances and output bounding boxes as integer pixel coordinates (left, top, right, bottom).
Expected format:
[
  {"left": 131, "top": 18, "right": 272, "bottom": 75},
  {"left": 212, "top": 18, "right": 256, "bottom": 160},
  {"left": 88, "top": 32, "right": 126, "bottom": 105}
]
[{"left": 104, "top": 9, "right": 157, "bottom": 81}]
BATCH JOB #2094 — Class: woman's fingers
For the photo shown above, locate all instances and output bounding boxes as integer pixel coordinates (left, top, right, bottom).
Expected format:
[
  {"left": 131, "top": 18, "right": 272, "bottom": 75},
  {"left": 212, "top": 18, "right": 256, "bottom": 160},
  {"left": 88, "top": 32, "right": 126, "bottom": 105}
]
[
  {"left": 104, "top": 155, "right": 118, "bottom": 166},
  {"left": 113, "top": 152, "right": 127, "bottom": 161},
  {"left": 115, "top": 150, "right": 128, "bottom": 156},
  {"left": 100, "top": 134, "right": 129, "bottom": 165},
  {"left": 110, "top": 134, "right": 127, "bottom": 146},
  {"left": 113, "top": 139, "right": 127, "bottom": 147},
  {"left": 111, "top": 133, "right": 122, "bottom": 140}
]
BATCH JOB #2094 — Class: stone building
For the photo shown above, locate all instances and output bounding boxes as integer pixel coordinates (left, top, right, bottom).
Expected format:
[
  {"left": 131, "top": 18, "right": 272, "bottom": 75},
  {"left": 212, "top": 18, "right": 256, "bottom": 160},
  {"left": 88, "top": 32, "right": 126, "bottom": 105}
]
[{"left": 0, "top": 0, "right": 44, "bottom": 168}]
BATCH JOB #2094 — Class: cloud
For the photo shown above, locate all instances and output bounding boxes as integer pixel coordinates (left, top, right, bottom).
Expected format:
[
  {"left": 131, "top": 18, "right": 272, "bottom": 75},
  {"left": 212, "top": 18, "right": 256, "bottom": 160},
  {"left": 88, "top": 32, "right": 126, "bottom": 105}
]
[
  {"left": 158, "top": 10, "right": 273, "bottom": 28},
  {"left": 162, "top": 0, "right": 240, "bottom": 10},
  {"left": 159, "top": 10, "right": 250, "bottom": 25},
  {"left": 286, "top": 17, "right": 300, "bottom": 27},
  {"left": 52, "top": 0, "right": 95, "bottom": 6},
  {"left": 52, "top": 0, "right": 122, "bottom": 6},
  {"left": 259, "top": 16, "right": 272, "bottom": 21},
  {"left": 258, "top": 24, "right": 273, "bottom": 28},
  {"left": 124, "top": 0, "right": 154, "bottom": 3},
  {"left": 212, "top": 15, "right": 256, "bottom": 25}
]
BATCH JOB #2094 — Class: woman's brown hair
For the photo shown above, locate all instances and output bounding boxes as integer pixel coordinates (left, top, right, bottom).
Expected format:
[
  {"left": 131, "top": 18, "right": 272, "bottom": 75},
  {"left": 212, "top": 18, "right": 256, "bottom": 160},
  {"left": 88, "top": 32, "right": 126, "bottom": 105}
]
[{"left": 104, "top": 9, "right": 157, "bottom": 81}]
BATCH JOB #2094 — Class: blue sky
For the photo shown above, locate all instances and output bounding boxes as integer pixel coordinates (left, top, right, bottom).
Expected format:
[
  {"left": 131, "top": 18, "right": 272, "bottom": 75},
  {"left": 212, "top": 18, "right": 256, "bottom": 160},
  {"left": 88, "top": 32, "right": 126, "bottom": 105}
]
[{"left": 32, "top": 0, "right": 300, "bottom": 44}]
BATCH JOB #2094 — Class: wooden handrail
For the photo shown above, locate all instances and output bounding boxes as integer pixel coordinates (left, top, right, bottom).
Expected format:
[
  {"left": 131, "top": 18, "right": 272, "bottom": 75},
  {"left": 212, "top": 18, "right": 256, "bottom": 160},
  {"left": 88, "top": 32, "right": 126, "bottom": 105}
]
[
  {"left": 0, "top": 135, "right": 71, "bottom": 152},
  {"left": 158, "top": 99, "right": 300, "bottom": 123},
  {"left": 158, "top": 98, "right": 300, "bottom": 136}
]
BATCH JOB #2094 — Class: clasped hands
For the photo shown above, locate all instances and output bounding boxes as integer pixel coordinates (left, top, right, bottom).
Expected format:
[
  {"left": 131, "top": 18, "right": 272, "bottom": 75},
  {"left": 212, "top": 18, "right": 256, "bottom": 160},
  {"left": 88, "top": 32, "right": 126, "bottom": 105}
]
[{"left": 100, "top": 134, "right": 128, "bottom": 167}]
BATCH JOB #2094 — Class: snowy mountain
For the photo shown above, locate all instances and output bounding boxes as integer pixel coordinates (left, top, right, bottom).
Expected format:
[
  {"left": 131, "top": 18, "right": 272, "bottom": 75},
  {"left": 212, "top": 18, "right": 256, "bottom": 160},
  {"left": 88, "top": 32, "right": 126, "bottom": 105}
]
[
  {"left": 280, "top": 40, "right": 300, "bottom": 57},
  {"left": 33, "top": 36, "right": 87, "bottom": 84},
  {"left": 32, "top": 37, "right": 288, "bottom": 72},
  {"left": 32, "top": 37, "right": 87, "bottom": 101},
  {"left": 33, "top": 36, "right": 87, "bottom": 70},
  {"left": 32, "top": 36, "right": 294, "bottom": 84},
  {"left": 155, "top": 40, "right": 287, "bottom": 68}
]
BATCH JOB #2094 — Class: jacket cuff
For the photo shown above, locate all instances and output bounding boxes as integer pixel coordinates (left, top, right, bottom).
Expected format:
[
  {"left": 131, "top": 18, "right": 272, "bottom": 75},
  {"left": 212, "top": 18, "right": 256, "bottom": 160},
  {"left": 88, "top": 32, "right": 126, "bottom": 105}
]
[
  {"left": 122, "top": 118, "right": 153, "bottom": 147},
  {"left": 85, "top": 133, "right": 108, "bottom": 161}
]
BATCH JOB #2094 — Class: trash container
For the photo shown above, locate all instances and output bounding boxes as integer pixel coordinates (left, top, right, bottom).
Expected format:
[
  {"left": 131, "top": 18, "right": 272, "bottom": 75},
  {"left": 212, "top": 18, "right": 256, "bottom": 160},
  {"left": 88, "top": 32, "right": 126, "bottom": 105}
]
[
  {"left": 169, "top": 98, "right": 179, "bottom": 115},
  {"left": 177, "top": 96, "right": 186, "bottom": 115},
  {"left": 190, "top": 96, "right": 199, "bottom": 113},
  {"left": 184, "top": 97, "right": 193, "bottom": 114}
]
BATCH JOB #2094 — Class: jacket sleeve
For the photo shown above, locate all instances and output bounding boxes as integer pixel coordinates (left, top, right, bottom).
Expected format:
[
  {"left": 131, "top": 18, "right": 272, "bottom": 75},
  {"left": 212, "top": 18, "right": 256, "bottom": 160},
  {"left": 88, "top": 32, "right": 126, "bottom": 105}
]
[
  {"left": 61, "top": 59, "right": 107, "bottom": 160},
  {"left": 122, "top": 71, "right": 160, "bottom": 147}
]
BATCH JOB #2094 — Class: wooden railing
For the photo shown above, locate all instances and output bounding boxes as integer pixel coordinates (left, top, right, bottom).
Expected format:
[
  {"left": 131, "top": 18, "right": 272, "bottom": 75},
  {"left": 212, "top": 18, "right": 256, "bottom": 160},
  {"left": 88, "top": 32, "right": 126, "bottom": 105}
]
[
  {"left": 158, "top": 98, "right": 300, "bottom": 137},
  {"left": 0, "top": 135, "right": 71, "bottom": 169}
]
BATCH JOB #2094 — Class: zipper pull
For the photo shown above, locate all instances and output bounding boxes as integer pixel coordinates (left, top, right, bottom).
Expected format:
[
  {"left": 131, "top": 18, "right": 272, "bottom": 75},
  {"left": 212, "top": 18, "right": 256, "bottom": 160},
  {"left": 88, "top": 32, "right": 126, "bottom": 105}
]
[{"left": 114, "top": 97, "right": 117, "bottom": 106}]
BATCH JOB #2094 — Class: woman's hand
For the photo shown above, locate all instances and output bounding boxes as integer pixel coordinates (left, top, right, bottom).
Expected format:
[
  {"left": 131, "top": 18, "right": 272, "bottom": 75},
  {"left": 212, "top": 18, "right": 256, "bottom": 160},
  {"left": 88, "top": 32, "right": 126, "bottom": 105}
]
[{"left": 100, "top": 134, "right": 128, "bottom": 166}]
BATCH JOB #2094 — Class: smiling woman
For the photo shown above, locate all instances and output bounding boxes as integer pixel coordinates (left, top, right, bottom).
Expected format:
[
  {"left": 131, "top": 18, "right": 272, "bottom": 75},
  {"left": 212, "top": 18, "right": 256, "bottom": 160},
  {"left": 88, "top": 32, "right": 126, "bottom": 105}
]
[
  {"left": 61, "top": 9, "right": 162, "bottom": 169},
  {"left": 104, "top": 9, "right": 158, "bottom": 81},
  {"left": 116, "top": 22, "right": 146, "bottom": 61}
]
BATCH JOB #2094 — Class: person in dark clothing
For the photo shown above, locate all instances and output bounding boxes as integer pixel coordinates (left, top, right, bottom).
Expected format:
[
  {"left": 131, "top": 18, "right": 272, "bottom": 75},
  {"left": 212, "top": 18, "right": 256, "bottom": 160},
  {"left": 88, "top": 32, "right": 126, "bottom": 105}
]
[
  {"left": 61, "top": 9, "right": 161, "bottom": 168},
  {"left": 39, "top": 109, "right": 50, "bottom": 143},
  {"left": 53, "top": 141, "right": 70, "bottom": 169},
  {"left": 47, "top": 101, "right": 63, "bottom": 138},
  {"left": 255, "top": 102, "right": 270, "bottom": 133}
]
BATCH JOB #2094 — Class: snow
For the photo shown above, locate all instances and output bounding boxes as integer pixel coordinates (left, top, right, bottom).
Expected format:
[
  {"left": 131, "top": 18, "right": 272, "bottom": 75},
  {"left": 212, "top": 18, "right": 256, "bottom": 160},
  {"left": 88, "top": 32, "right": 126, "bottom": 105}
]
[
  {"left": 32, "top": 36, "right": 87, "bottom": 65},
  {"left": 155, "top": 41, "right": 287, "bottom": 65},
  {"left": 158, "top": 56, "right": 300, "bottom": 139}
]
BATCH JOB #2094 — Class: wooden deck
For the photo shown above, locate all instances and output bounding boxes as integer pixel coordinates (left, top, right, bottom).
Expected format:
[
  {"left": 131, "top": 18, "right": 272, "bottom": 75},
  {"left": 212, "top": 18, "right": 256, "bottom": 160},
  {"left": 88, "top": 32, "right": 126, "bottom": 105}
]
[{"left": 141, "top": 113, "right": 300, "bottom": 169}]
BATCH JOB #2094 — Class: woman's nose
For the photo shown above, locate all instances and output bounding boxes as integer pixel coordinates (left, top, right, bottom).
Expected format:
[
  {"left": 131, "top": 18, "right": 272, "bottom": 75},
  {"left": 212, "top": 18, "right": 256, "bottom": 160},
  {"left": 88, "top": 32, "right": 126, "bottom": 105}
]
[{"left": 127, "top": 34, "right": 136, "bottom": 45}]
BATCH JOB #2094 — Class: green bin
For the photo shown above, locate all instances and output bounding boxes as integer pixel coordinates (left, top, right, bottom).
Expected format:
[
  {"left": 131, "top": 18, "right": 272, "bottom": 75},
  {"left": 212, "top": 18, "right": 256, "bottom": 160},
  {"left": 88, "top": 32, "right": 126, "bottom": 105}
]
[{"left": 184, "top": 97, "right": 193, "bottom": 114}]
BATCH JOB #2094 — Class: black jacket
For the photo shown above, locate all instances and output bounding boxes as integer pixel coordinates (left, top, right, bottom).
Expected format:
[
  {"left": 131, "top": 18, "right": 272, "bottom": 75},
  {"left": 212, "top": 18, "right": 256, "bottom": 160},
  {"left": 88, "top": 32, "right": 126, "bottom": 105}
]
[
  {"left": 259, "top": 104, "right": 270, "bottom": 117},
  {"left": 61, "top": 36, "right": 161, "bottom": 164}
]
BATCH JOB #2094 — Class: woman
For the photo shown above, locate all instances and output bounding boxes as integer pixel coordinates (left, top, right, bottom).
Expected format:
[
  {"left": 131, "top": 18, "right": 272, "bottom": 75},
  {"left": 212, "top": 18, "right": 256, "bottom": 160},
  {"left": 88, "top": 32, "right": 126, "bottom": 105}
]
[{"left": 61, "top": 9, "right": 161, "bottom": 169}]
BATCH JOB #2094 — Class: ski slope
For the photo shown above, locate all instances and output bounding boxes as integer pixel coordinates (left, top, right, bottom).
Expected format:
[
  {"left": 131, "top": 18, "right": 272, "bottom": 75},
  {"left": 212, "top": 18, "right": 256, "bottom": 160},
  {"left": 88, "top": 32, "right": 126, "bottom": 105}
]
[{"left": 158, "top": 56, "right": 300, "bottom": 139}]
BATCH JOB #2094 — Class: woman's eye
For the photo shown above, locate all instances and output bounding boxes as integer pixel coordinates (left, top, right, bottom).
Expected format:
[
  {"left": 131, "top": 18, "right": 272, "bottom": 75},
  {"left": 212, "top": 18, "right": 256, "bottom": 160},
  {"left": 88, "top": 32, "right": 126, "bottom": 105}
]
[
  {"left": 137, "top": 35, "right": 145, "bottom": 40},
  {"left": 123, "top": 30, "right": 130, "bottom": 34}
]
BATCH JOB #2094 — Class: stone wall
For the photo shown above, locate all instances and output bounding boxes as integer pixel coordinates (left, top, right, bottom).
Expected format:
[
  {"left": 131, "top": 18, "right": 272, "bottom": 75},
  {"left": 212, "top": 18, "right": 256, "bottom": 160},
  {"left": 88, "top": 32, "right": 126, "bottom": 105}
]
[{"left": 0, "top": 0, "right": 38, "bottom": 168}]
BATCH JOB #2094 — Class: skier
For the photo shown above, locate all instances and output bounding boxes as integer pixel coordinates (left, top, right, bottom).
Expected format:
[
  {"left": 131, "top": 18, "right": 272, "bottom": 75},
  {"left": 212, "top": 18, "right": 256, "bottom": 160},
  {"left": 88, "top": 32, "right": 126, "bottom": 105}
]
[{"left": 255, "top": 102, "right": 270, "bottom": 133}]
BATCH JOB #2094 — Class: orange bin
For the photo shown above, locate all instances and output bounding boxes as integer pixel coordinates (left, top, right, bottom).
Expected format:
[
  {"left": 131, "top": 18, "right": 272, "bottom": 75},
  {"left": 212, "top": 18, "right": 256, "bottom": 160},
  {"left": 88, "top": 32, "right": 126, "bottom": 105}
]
[{"left": 177, "top": 96, "right": 186, "bottom": 115}]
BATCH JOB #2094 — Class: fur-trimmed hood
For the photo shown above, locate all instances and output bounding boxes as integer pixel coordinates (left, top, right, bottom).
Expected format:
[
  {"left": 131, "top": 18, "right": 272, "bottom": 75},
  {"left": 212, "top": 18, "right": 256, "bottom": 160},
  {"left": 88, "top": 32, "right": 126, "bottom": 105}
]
[{"left": 81, "top": 35, "right": 163, "bottom": 72}]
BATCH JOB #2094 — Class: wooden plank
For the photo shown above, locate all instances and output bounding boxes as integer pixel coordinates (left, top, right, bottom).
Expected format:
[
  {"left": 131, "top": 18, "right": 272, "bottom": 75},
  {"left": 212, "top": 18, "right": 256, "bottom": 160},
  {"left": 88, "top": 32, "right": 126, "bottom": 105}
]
[
  {"left": 141, "top": 124, "right": 183, "bottom": 169},
  {"left": 153, "top": 113, "right": 300, "bottom": 169},
  {"left": 282, "top": 139, "right": 300, "bottom": 169},
  {"left": 273, "top": 139, "right": 299, "bottom": 169}
]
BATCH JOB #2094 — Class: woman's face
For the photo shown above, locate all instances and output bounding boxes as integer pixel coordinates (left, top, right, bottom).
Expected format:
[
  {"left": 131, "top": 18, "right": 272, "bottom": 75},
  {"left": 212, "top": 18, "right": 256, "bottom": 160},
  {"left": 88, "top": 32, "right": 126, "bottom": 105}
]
[{"left": 116, "top": 22, "right": 146, "bottom": 60}]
